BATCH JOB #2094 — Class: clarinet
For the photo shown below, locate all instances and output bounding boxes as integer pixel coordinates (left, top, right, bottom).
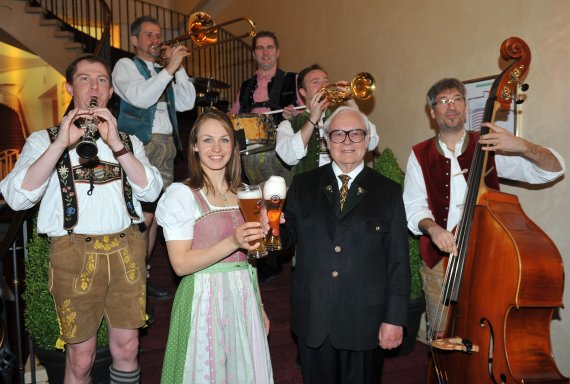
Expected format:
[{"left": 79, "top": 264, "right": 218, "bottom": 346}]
[{"left": 76, "top": 96, "right": 99, "bottom": 159}]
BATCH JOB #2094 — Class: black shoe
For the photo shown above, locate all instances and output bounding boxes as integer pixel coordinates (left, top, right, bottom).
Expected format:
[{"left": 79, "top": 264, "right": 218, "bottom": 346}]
[
  {"left": 147, "top": 281, "right": 172, "bottom": 299},
  {"left": 146, "top": 301, "right": 156, "bottom": 326}
]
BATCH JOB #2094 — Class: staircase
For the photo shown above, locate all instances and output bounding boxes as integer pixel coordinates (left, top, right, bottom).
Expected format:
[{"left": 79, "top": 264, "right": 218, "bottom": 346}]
[
  {"left": 1, "top": 0, "right": 255, "bottom": 105},
  {"left": 0, "top": 0, "right": 87, "bottom": 75}
]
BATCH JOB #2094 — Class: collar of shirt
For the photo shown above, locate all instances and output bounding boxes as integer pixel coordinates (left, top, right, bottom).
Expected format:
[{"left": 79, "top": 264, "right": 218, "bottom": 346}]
[
  {"left": 138, "top": 58, "right": 157, "bottom": 74},
  {"left": 331, "top": 161, "right": 364, "bottom": 189},
  {"left": 437, "top": 131, "right": 467, "bottom": 158}
]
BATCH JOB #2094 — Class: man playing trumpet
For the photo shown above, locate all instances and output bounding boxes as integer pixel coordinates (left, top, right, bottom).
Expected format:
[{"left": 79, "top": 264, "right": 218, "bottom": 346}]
[
  {"left": 276, "top": 64, "right": 379, "bottom": 175},
  {"left": 112, "top": 15, "right": 197, "bottom": 308}
]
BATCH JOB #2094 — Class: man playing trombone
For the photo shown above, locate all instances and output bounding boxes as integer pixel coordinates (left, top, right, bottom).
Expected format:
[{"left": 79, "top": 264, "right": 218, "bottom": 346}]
[
  {"left": 276, "top": 64, "right": 379, "bottom": 175},
  {"left": 112, "top": 15, "right": 197, "bottom": 312}
]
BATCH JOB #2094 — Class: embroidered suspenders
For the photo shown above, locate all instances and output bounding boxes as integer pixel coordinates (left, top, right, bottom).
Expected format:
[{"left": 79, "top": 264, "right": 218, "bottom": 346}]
[{"left": 47, "top": 126, "right": 140, "bottom": 232}]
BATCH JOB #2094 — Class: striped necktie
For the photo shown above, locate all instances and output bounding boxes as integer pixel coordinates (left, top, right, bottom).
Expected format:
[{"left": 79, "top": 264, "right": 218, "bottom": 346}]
[{"left": 338, "top": 174, "right": 351, "bottom": 211}]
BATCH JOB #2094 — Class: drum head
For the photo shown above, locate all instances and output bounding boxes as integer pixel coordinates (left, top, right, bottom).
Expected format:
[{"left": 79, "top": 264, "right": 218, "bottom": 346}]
[{"left": 230, "top": 114, "right": 275, "bottom": 145}]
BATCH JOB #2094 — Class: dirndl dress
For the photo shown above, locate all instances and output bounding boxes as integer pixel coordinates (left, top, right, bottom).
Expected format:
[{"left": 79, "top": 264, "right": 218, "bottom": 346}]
[{"left": 160, "top": 187, "right": 273, "bottom": 383}]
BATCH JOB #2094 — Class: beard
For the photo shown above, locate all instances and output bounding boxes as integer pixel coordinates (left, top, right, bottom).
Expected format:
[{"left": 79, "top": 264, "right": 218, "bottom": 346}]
[{"left": 435, "top": 112, "right": 466, "bottom": 133}]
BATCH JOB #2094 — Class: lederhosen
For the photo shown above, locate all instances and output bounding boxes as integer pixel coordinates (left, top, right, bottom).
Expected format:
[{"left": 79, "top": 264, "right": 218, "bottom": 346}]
[{"left": 46, "top": 128, "right": 147, "bottom": 343}]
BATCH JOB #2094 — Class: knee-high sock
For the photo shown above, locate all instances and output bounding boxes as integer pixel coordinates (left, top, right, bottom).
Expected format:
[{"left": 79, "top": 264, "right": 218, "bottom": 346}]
[{"left": 110, "top": 365, "right": 140, "bottom": 384}]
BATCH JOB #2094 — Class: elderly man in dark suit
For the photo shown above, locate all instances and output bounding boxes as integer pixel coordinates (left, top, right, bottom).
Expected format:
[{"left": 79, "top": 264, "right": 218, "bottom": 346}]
[{"left": 279, "top": 106, "right": 411, "bottom": 383}]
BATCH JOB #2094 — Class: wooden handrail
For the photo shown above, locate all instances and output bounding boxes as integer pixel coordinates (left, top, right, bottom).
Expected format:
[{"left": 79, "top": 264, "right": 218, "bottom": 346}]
[{"left": 0, "top": 149, "right": 20, "bottom": 181}]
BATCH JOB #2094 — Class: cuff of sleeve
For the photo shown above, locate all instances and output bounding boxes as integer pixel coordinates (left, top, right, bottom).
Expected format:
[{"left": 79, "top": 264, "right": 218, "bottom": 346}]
[
  {"left": 292, "top": 132, "right": 309, "bottom": 159},
  {"left": 12, "top": 170, "right": 49, "bottom": 204}
]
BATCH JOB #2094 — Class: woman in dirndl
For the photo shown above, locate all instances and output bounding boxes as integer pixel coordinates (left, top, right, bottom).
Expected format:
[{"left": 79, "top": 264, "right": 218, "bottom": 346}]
[{"left": 156, "top": 109, "right": 273, "bottom": 383}]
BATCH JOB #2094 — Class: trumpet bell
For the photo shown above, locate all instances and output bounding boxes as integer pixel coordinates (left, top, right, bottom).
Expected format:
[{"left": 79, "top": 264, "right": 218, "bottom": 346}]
[
  {"left": 351, "top": 72, "right": 376, "bottom": 101},
  {"left": 188, "top": 12, "right": 218, "bottom": 46},
  {"left": 321, "top": 72, "right": 377, "bottom": 104}
]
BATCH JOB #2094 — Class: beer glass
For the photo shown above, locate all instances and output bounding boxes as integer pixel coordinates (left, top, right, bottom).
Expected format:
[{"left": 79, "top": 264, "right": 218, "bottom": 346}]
[
  {"left": 237, "top": 184, "right": 268, "bottom": 258},
  {"left": 263, "top": 176, "right": 286, "bottom": 251}
]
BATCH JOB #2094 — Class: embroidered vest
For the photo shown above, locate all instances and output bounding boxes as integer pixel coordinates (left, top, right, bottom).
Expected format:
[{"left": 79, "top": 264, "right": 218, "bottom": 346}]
[
  {"left": 290, "top": 110, "right": 331, "bottom": 175},
  {"left": 117, "top": 57, "right": 181, "bottom": 150},
  {"left": 412, "top": 131, "right": 500, "bottom": 268},
  {"left": 47, "top": 127, "right": 140, "bottom": 232}
]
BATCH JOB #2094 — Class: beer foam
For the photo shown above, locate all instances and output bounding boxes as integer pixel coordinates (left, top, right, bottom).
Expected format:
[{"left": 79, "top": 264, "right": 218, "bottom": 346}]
[
  {"left": 237, "top": 188, "right": 262, "bottom": 199},
  {"left": 263, "top": 176, "right": 286, "bottom": 199}
]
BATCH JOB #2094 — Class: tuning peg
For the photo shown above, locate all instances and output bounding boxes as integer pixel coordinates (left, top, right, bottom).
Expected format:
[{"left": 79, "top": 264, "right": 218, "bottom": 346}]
[{"left": 507, "top": 94, "right": 526, "bottom": 105}]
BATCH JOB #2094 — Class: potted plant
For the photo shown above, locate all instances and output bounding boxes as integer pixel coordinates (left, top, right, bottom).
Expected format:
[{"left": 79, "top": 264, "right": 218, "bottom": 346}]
[
  {"left": 23, "top": 220, "right": 111, "bottom": 383},
  {"left": 373, "top": 148, "right": 426, "bottom": 355}
]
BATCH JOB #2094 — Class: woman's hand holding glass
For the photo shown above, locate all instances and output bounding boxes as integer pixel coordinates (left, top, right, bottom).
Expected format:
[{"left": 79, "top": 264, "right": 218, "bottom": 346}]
[{"left": 233, "top": 221, "right": 266, "bottom": 251}]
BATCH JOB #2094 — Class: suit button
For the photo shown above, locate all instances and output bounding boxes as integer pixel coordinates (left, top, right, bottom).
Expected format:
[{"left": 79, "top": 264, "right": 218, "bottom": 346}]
[
  {"left": 375, "top": 225, "right": 381, "bottom": 231},
  {"left": 331, "top": 271, "right": 339, "bottom": 278},
  {"left": 334, "top": 245, "right": 342, "bottom": 253}
]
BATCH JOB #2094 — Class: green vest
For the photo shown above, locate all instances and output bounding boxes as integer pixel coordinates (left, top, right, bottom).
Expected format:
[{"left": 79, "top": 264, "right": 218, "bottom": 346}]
[
  {"left": 117, "top": 57, "right": 181, "bottom": 150},
  {"left": 290, "top": 110, "right": 331, "bottom": 175}
]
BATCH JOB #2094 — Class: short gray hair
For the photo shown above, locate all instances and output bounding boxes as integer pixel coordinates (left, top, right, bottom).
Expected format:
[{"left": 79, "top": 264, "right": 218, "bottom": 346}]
[
  {"left": 324, "top": 106, "right": 371, "bottom": 135},
  {"left": 426, "top": 78, "right": 466, "bottom": 108}
]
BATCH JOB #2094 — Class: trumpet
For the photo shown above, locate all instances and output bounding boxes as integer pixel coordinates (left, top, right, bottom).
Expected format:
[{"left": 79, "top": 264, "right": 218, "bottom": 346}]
[
  {"left": 152, "top": 12, "right": 256, "bottom": 63},
  {"left": 76, "top": 96, "right": 99, "bottom": 160},
  {"left": 321, "top": 72, "right": 376, "bottom": 104}
]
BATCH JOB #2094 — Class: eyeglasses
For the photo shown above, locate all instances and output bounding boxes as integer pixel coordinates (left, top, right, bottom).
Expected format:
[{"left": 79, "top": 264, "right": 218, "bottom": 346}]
[
  {"left": 433, "top": 96, "right": 466, "bottom": 107},
  {"left": 328, "top": 129, "right": 367, "bottom": 144}
]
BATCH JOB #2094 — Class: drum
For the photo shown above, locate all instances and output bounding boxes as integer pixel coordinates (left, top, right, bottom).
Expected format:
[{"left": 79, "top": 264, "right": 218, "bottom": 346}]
[
  {"left": 230, "top": 113, "right": 275, "bottom": 145},
  {"left": 241, "top": 149, "right": 292, "bottom": 186}
]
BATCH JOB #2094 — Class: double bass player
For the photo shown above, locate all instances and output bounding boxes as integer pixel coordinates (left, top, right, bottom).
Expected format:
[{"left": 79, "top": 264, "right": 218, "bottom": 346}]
[{"left": 403, "top": 77, "right": 565, "bottom": 337}]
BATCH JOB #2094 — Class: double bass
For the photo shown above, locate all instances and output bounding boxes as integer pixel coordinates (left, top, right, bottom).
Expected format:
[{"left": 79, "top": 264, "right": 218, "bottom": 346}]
[{"left": 429, "top": 37, "right": 568, "bottom": 383}]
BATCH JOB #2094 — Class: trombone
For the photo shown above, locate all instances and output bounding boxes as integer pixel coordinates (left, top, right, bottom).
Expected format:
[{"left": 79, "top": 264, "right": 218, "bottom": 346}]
[{"left": 153, "top": 12, "right": 256, "bottom": 52}]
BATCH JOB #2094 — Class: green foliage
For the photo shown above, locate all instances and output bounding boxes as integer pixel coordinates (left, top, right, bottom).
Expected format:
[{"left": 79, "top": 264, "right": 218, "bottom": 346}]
[
  {"left": 23, "top": 221, "right": 109, "bottom": 350},
  {"left": 373, "top": 148, "right": 424, "bottom": 300}
]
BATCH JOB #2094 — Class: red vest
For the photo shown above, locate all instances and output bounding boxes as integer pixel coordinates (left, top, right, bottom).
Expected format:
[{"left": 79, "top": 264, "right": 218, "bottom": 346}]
[{"left": 413, "top": 131, "right": 499, "bottom": 268}]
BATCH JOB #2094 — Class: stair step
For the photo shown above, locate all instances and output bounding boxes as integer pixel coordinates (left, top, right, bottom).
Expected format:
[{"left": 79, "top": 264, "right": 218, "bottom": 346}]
[
  {"left": 64, "top": 42, "right": 84, "bottom": 50},
  {"left": 53, "top": 30, "right": 74, "bottom": 39},
  {"left": 24, "top": 5, "right": 45, "bottom": 14},
  {"left": 39, "top": 18, "right": 61, "bottom": 27}
]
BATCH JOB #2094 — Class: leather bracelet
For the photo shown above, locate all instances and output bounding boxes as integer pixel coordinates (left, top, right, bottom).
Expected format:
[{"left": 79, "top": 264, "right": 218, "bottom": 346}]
[
  {"left": 112, "top": 146, "right": 129, "bottom": 158},
  {"left": 308, "top": 119, "right": 319, "bottom": 128}
]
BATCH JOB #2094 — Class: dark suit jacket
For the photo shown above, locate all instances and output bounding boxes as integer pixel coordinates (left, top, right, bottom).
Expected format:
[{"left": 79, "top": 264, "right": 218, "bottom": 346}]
[{"left": 281, "top": 163, "right": 410, "bottom": 351}]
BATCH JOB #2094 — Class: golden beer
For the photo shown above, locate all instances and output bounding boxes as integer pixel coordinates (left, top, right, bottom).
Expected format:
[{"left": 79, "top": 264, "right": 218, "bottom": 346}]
[
  {"left": 263, "top": 176, "right": 287, "bottom": 251},
  {"left": 237, "top": 185, "right": 268, "bottom": 258}
]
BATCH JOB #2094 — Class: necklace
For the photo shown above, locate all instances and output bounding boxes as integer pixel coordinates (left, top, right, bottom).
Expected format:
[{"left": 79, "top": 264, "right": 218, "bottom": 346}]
[{"left": 219, "top": 188, "right": 238, "bottom": 229}]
